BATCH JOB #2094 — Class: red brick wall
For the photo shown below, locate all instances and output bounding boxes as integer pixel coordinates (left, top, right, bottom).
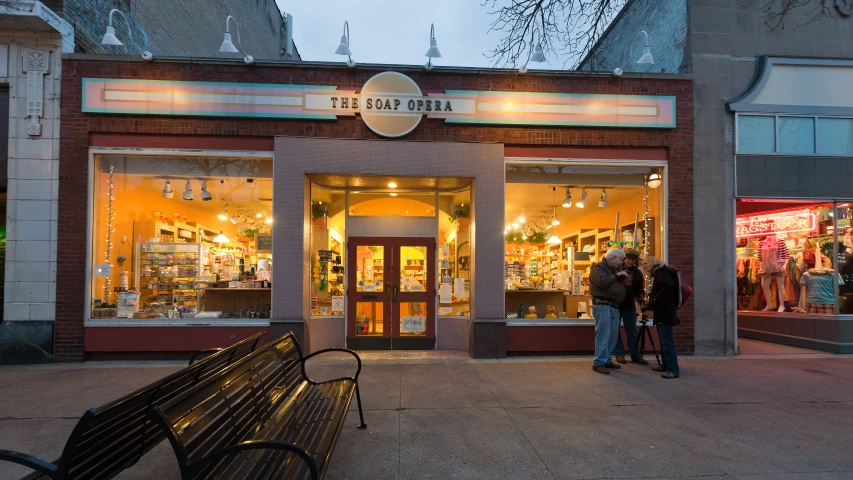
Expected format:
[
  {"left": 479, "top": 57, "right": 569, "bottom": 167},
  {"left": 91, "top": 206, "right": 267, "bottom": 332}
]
[{"left": 58, "top": 59, "right": 693, "bottom": 360}]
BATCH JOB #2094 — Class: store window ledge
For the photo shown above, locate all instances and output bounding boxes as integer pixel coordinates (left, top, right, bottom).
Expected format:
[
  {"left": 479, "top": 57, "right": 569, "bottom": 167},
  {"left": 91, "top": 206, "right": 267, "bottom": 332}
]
[
  {"left": 86, "top": 318, "right": 271, "bottom": 327},
  {"left": 507, "top": 319, "right": 596, "bottom": 327},
  {"left": 309, "top": 315, "right": 345, "bottom": 319}
]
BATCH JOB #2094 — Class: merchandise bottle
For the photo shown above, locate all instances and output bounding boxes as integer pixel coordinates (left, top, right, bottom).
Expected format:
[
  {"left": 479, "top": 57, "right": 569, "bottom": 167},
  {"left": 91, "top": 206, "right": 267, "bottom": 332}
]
[{"left": 518, "top": 303, "right": 524, "bottom": 318}]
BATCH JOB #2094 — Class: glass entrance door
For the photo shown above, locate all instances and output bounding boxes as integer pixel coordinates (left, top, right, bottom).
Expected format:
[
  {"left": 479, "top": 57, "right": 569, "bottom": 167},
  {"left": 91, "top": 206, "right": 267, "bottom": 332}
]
[{"left": 347, "top": 237, "right": 436, "bottom": 349}]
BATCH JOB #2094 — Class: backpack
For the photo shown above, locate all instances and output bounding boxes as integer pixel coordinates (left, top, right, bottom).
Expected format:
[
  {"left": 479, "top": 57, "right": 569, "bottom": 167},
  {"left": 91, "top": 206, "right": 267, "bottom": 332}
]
[{"left": 672, "top": 269, "right": 693, "bottom": 310}]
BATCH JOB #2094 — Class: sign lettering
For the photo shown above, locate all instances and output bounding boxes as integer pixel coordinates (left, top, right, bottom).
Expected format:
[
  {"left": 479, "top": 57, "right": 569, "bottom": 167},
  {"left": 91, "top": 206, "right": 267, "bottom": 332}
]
[{"left": 735, "top": 211, "right": 816, "bottom": 238}]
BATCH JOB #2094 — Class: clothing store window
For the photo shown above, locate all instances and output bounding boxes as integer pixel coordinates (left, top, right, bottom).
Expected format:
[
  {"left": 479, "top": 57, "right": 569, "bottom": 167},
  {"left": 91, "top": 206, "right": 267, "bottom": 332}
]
[
  {"left": 736, "top": 201, "right": 840, "bottom": 316},
  {"left": 836, "top": 203, "right": 853, "bottom": 314}
]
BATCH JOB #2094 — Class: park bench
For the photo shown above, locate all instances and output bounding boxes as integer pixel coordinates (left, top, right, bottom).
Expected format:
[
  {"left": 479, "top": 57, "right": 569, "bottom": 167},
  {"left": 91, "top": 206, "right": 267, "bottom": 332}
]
[
  {"left": 0, "top": 331, "right": 265, "bottom": 479},
  {"left": 149, "top": 332, "right": 366, "bottom": 480}
]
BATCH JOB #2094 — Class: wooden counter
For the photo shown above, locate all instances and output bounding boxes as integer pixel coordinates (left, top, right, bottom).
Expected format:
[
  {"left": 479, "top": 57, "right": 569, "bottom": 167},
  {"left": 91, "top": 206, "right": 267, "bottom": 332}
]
[
  {"left": 505, "top": 290, "right": 567, "bottom": 318},
  {"left": 204, "top": 288, "right": 271, "bottom": 313}
]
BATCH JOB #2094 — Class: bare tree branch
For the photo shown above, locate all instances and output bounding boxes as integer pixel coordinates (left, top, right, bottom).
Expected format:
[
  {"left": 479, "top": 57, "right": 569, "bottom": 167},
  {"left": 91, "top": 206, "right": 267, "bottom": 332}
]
[
  {"left": 484, "top": 0, "right": 838, "bottom": 72},
  {"left": 483, "top": 0, "right": 627, "bottom": 69}
]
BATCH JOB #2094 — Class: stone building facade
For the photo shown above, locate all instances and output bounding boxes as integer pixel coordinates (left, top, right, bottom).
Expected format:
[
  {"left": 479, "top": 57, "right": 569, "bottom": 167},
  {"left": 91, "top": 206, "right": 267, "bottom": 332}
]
[{"left": 582, "top": 0, "right": 853, "bottom": 354}]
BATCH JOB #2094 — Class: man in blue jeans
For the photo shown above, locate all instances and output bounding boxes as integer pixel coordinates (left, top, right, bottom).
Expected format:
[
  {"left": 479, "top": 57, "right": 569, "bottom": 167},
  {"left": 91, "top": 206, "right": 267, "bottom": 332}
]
[
  {"left": 613, "top": 249, "right": 649, "bottom": 365},
  {"left": 589, "top": 248, "right": 629, "bottom": 374}
]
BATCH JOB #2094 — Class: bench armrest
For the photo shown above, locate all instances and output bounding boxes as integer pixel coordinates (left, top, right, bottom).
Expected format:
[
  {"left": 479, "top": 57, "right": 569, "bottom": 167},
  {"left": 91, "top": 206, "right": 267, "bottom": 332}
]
[
  {"left": 301, "top": 348, "right": 362, "bottom": 383},
  {"left": 0, "top": 450, "right": 58, "bottom": 477},
  {"left": 193, "top": 440, "right": 318, "bottom": 480},
  {"left": 188, "top": 348, "right": 223, "bottom": 365}
]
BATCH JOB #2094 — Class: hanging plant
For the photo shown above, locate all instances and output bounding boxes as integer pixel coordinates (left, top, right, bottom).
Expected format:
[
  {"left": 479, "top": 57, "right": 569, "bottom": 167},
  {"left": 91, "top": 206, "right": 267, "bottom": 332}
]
[
  {"left": 243, "top": 228, "right": 259, "bottom": 239},
  {"left": 506, "top": 231, "right": 548, "bottom": 246},
  {"left": 311, "top": 202, "right": 329, "bottom": 221},
  {"left": 448, "top": 204, "right": 471, "bottom": 223}
]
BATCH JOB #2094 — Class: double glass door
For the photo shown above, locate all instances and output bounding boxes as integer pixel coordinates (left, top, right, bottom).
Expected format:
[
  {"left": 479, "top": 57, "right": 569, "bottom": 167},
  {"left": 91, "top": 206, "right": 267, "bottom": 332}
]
[{"left": 347, "top": 237, "right": 436, "bottom": 349}]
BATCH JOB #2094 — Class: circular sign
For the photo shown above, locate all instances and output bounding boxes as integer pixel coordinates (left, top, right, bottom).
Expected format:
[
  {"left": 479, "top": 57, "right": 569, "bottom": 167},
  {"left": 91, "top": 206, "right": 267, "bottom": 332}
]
[{"left": 359, "top": 72, "right": 423, "bottom": 138}]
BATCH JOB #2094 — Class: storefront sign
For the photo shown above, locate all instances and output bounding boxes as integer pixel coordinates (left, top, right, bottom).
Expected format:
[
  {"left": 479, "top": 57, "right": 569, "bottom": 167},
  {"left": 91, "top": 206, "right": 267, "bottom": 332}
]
[
  {"left": 736, "top": 211, "right": 816, "bottom": 238},
  {"left": 82, "top": 73, "right": 676, "bottom": 138},
  {"left": 401, "top": 315, "right": 426, "bottom": 334}
]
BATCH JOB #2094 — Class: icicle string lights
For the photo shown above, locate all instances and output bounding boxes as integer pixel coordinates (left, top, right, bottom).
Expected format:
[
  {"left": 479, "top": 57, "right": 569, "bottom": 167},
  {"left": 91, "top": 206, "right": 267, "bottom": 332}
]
[
  {"left": 643, "top": 174, "right": 651, "bottom": 299},
  {"left": 104, "top": 164, "right": 115, "bottom": 303}
]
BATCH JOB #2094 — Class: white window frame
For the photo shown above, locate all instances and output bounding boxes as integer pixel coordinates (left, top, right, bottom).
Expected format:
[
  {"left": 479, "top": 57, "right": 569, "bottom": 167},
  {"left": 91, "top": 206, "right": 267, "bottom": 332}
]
[{"left": 85, "top": 147, "right": 274, "bottom": 327}]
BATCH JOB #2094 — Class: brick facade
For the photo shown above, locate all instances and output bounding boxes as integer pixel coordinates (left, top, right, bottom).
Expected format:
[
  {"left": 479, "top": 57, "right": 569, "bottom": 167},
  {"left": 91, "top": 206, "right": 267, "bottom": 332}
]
[{"left": 58, "top": 58, "right": 693, "bottom": 360}]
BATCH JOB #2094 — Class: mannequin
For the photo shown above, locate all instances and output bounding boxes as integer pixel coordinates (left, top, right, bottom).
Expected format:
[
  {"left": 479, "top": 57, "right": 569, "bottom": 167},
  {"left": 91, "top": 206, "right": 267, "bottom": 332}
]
[{"left": 758, "top": 235, "right": 789, "bottom": 312}]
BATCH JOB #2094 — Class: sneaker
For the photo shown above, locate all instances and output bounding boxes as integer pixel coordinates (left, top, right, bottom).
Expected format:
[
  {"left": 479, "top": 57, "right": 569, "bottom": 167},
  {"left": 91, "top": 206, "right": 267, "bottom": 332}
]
[
  {"left": 604, "top": 363, "right": 621, "bottom": 369},
  {"left": 652, "top": 365, "right": 666, "bottom": 372},
  {"left": 661, "top": 371, "right": 679, "bottom": 379},
  {"left": 632, "top": 357, "right": 649, "bottom": 365},
  {"left": 615, "top": 355, "right": 627, "bottom": 364},
  {"left": 592, "top": 365, "right": 611, "bottom": 374}
]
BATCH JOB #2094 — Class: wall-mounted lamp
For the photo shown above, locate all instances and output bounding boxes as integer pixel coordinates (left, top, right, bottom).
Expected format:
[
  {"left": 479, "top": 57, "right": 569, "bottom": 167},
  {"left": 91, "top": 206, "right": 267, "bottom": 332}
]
[
  {"left": 424, "top": 23, "right": 442, "bottom": 71},
  {"left": 219, "top": 15, "right": 255, "bottom": 65},
  {"left": 335, "top": 21, "right": 355, "bottom": 68},
  {"left": 101, "top": 9, "right": 154, "bottom": 61},
  {"left": 613, "top": 30, "right": 654, "bottom": 76},
  {"left": 518, "top": 32, "right": 546, "bottom": 74}
]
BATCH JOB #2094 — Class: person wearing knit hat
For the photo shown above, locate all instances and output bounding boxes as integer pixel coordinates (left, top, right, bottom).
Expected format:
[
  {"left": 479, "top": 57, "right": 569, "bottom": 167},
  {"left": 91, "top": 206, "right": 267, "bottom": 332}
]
[{"left": 613, "top": 249, "right": 648, "bottom": 365}]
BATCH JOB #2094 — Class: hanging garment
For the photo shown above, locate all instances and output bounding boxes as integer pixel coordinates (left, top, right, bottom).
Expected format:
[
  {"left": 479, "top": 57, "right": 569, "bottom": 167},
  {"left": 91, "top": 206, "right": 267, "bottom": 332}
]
[{"left": 758, "top": 237, "right": 789, "bottom": 275}]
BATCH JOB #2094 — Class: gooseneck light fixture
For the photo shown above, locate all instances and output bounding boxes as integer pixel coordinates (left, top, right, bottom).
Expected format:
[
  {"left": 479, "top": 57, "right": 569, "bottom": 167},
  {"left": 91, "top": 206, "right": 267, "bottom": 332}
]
[
  {"left": 561, "top": 188, "right": 572, "bottom": 208},
  {"left": 335, "top": 21, "right": 355, "bottom": 68},
  {"left": 518, "top": 31, "right": 546, "bottom": 74},
  {"left": 424, "top": 23, "right": 442, "bottom": 71},
  {"left": 162, "top": 180, "right": 174, "bottom": 199},
  {"left": 219, "top": 15, "right": 255, "bottom": 65},
  {"left": 101, "top": 9, "right": 154, "bottom": 61},
  {"left": 613, "top": 30, "right": 654, "bottom": 76}
]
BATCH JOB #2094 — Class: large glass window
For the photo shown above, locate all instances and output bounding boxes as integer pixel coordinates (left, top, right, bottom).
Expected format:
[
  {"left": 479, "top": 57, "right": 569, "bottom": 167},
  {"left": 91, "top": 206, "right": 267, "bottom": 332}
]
[
  {"left": 736, "top": 201, "right": 838, "bottom": 316},
  {"left": 90, "top": 154, "right": 273, "bottom": 320},
  {"left": 438, "top": 189, "right": 471, "bottom": 318},
  {"left": 818, "top": 118, "right": 853, "bottom": 155},
  {"left": 738, "top": 114, "right": 853, "bottom": 156},
  {"left": 309, "top": 186, "right": 346, "bottom": 317},
  {"left": 738, "top": 115, "right": 776, "bottom": 153},
  {"left": 504, "top": 164, "right": 665, "bottom": 322},
  {"left": 778, "top": 117, "right": 815, "bottom": 154}
]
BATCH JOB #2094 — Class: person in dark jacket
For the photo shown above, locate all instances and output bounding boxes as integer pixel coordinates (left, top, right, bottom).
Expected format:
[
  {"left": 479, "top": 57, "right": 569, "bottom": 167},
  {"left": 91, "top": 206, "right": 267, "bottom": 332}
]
[
  {"left": 613, "top": 249, "right": 647, "bottom": 365},
  {"left": 589, "top": 248, "right": 629, "bottom": 374},
  {"left": 641, "top": 256, "right": 680, "bottom": 379}
]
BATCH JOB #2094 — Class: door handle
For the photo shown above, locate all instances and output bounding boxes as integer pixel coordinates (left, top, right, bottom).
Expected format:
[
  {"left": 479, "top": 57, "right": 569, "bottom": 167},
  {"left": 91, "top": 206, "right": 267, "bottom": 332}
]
[{"left": 391, "top": 285, "right": 399, "bottom": 303}]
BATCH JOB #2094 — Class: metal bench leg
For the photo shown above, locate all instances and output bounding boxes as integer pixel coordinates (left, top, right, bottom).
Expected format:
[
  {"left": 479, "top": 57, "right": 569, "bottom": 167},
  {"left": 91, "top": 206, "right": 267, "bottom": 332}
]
[{"left": 355, "top": 384, "right": 367, "bottom": 429}]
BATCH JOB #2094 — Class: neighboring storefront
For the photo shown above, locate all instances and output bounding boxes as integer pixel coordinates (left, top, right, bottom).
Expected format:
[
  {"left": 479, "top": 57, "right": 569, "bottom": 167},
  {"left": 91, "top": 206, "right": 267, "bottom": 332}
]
[
  {"left": 57, "top": 55, "right": 692, "bottom": 360},
  {"left": 729, "top": 57, "right": 853, "bottom": 353}
]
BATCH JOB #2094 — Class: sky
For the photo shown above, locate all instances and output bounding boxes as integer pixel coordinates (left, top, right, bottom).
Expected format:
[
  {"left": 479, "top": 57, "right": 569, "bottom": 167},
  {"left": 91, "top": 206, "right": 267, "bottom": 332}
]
[{"left": 275, "top": 0, "right": 564, "bottom": 70}]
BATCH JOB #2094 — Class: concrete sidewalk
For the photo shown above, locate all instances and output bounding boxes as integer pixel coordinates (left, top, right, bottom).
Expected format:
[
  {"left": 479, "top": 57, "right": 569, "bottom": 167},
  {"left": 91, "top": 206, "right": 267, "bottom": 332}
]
[{"left": 1, "top": 341, "right": 853, "bottom": 479}]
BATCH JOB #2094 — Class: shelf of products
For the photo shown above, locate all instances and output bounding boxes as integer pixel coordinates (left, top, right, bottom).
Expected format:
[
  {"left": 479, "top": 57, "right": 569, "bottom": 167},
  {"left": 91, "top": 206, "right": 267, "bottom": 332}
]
[{"left": 135, "top": 242, "right": 203, "bottom": 317}]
